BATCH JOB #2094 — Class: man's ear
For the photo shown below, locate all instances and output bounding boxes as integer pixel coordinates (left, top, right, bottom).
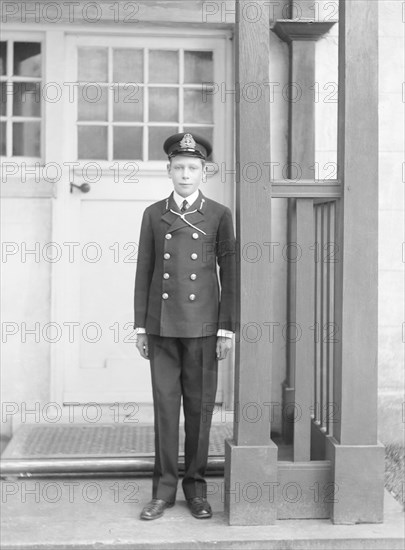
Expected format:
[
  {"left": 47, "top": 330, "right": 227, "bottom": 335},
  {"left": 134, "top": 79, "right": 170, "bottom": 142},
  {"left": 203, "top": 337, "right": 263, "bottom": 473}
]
[
  {"left": 167, "top": 162, "right": 171, "bottom": 178},
  {"left": 202, "top": 163, "right": 207, "bottom": 183}
]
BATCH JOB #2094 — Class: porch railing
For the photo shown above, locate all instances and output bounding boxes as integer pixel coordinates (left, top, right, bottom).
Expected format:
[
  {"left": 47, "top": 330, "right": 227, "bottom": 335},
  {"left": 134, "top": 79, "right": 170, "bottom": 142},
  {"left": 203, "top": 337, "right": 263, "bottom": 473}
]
[
  {"left": 313, "top": 200, "right": 336, "bottom": 438},
  {"left": 282, "top": 194, "right": 340, "bottom": 460}
]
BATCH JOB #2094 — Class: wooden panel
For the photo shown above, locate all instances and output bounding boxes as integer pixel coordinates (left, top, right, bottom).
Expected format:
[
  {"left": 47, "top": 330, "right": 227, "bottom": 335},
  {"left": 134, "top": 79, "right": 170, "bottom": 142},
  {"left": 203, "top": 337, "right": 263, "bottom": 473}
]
[
  {"left": 277, "top": 460, "right": 332, "bottom": 519},
  {"left": 334, "top": 0, "right": 379, "bottom": 445},
  {"left": 234, "top": 0, "right": 272, "bottom": 446}
]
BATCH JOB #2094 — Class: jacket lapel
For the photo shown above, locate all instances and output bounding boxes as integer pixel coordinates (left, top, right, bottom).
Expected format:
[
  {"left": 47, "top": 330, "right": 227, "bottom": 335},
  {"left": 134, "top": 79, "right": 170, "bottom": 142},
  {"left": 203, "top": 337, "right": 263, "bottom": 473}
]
[
  {"left": 161, "top": 194, "right": 180, "bottom": 228},
  {"left": 186, "top": 192, "right": 206, "bottom": 226},
  {"left": 161, "top": 191, "right": 207, "bottom": 232}
]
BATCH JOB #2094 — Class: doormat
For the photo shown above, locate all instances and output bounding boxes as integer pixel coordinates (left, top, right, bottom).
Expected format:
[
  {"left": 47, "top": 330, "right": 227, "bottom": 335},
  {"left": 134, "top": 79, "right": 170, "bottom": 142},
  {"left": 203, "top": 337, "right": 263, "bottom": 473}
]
[{"left": 2, "top": 423, "right": 233, "bottom": 460}]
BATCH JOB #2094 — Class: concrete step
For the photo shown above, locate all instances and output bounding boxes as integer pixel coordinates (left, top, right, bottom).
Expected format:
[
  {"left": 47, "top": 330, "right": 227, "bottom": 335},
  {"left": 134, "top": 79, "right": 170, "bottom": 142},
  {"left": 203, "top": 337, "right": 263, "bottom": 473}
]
[{"left": 1, "top": 477, "right": 403, "bottom": 550}]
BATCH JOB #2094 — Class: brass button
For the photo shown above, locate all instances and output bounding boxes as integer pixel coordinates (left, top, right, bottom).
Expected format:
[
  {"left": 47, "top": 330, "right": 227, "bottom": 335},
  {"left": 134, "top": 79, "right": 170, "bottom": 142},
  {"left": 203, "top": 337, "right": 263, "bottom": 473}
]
[
  {"left": 190, "top": 273, "right": 197, "bottom": 281},
  {"left": 162, "top": 293, "right": 169, "bottom": 300},
  {"left": 192, "top": 232, "right": 199, "bottom": 239},
  {"left": 191, "top": 253, "right": 198, "bottom": 260},
  {"left": 165, "top": 233, "right": 172, "bottom": 240},
  {"left": 163, "top": 273, "right": 170, "bottom": 280},
  {"left": 164, "top": 253, "right": 171, "bottom": 260},
  {"left": 189, "top": 294, "right": 196, "bottom": 301}
]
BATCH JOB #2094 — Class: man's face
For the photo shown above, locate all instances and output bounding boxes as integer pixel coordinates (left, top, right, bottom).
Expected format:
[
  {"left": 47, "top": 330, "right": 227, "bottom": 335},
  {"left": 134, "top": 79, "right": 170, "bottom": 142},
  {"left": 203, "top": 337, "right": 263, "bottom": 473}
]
[{"left": 167, "top": 155, "right": 206, "bottom": 198}]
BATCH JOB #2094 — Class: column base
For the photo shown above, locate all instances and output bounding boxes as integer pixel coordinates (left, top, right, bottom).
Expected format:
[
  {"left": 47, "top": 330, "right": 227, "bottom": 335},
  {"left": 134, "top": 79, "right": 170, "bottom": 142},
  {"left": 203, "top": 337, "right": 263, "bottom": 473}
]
[
  {"left": 326, "top": 437, "right": 385, "bottom": 524},
  {"left": 224, "top": 438, "right": 278, "bottom": 525}
]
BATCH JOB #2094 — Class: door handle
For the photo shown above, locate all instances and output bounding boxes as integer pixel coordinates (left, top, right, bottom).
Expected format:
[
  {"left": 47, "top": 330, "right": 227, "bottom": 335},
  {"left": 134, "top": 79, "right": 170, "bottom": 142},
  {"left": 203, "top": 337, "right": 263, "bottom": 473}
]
[{"left": 70, "top": 182, "right": 91, "bottom": 194}]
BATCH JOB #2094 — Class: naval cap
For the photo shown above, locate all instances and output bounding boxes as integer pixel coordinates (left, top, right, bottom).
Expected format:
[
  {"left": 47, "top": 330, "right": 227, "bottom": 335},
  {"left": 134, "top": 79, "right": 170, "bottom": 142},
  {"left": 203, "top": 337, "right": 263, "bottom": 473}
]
[{"left": 163, "top": 132, "right": 212, "bottom": 160}]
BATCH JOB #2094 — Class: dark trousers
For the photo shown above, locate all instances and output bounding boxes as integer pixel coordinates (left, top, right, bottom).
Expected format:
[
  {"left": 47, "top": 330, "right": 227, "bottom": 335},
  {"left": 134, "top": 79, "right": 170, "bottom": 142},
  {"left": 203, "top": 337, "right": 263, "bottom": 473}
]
[{"left": 148, "top": 335, "right": 218, "bottom": 502}]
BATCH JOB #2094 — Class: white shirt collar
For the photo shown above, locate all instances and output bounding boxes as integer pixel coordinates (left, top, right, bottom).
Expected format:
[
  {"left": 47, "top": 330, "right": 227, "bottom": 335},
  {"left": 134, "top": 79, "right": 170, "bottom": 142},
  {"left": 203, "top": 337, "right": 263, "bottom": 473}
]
[{"left": 172, "top": 189, "right": 200, "bottom": 210}]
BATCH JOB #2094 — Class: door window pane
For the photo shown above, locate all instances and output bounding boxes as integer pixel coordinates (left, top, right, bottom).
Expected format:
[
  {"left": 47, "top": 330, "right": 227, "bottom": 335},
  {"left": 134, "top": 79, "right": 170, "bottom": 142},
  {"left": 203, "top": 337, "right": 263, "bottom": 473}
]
[
  {"left": 78, "top": 126, "right": 108, "bottom": 159},
  {"left": 184, "top": 126, "right": 213, "bottom": 159},
  {"left": 13, "top": 82, "right": 41, "bottom": 117},
  {"left": 113, "top": 85, "right": 143, "bottom": 122},
  {"left": 113, "top": 49, "right": 143, "bottom": 83},
  {"left": 14, "top": 42, "right": 41, "bottom": 77},
  {"left": 113, "top": 126, "right": 142, "bottom": 160},
  {"left": 0, "top": 42, "right": 6, "bottom": 75},
  {"left": 78, "top": 47, "right": 108, "bottom": 82},
  {"left": 184, "top": 51, "right": 213, "bottom": 84},
  {"left": 13, "top": 121, "right": 41, "bottom": 156},
  {"left": 0, "top": 82, "right": 7, "bottom": 116},
  {"left": 0, "top": 122, "right": 6, "bottom": 155},
  {"left": 78, "top": 85, "right": 108, "bottom": 121},
  {"left": 149, "top": 88, "right": 178, "bottom": 122},
  {"left": 149, "top": 126, "right": 178, "bottom": 160},
  {"left": 73, "top": 43, "right": 217, "bottom": 163},
  {"left": 2, "top": 40, "right": 42, "bottom": 159},
  {"left": 149, "top": 50, "right": 179, "bottom": 83},
  {"left": 184, "top": 89, "right": 213, "bottom": 124}
]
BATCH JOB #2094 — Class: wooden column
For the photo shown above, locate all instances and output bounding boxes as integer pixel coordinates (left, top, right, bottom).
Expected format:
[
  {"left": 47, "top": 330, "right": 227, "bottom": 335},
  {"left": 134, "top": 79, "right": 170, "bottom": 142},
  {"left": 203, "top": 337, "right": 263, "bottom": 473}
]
[
  {"left": 224, "top": 0, "right": 277, "bottom": 525},
  {"left": 325, "top": 0, "right": 385, "bottom": 523},
  {"left": 272, "top": 19, "right": 335, "bottom": 460}
]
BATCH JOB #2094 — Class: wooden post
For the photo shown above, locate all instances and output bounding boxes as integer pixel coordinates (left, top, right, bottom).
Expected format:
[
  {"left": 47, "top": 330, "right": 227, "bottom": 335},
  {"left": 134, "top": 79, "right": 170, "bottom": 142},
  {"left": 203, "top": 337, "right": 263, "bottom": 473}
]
[
  {"left": 288, "top": 37, "right": 316, "bottom": 462},
  {"left": 325, "top": 0, "right": 385, "bottom": 524},
  {"left": 272, "top": 16, "right": 336, "bottom": 460},
  {"left": 224, "top": 0, "right": 278, "bottom": 525}
]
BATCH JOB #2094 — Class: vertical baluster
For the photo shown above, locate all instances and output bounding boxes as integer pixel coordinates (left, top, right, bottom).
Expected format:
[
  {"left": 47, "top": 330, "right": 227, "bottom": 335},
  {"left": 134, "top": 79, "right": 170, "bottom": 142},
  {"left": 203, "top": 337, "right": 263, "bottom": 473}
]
[
  {"left": 319, "top": 205, "right": 325, "bottom": 429},
  {"left": 313, "top": 205, "right": 318, "bottom": 422},
  {"left": 317, "top": 205, "right": 322, "bottom": 425},
  {"left": 325, "top": 203, "right": 332, "bottom": 433},
  {"left": 323, "top": 203, "right": 329, "bottom": 433},
  {"left": 316, "top": 205, "right": 321, "bottom": 425},
  {"left": 293, "top": 199, "right": 314, "bottom": 461},
  {"left": 329, "top": 201, "right": 336, "bottom": 437}
]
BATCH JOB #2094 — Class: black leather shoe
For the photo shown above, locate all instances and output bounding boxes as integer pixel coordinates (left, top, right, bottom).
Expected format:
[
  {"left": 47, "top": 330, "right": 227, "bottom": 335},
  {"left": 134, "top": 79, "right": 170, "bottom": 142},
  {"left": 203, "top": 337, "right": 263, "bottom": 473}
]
[
  {"left": 187, "top": 497, "right": 212, "bottom": 519},
  {"left": 140, "top": 499, "right": 174, "bottom": 520}
]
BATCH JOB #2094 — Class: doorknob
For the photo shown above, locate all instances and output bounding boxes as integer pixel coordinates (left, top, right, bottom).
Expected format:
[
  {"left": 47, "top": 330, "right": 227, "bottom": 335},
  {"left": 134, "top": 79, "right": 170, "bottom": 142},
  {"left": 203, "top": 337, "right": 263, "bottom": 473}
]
[{"left": 70, "top": 182, "right": 91, "bottom": 194}]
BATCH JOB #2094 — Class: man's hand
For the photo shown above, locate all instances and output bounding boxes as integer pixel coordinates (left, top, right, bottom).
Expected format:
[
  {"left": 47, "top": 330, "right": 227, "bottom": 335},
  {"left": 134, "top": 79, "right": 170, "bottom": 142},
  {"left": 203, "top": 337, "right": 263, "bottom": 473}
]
[
  {"left": 216, "top": 336, "right": 232, "bottom": 361},
  {"left": 136, "top": 333, "right": 149, "bottom": 359}
]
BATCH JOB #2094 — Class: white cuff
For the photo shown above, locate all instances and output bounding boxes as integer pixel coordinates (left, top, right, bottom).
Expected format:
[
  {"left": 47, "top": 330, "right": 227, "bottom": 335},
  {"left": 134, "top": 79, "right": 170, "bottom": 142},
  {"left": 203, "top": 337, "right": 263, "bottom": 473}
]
[
  {"left": 135, "top": 327, "right": 146, "bottom": 334},
  {"left": 217, "top": 329, "right": 233, "bottom": 339}
]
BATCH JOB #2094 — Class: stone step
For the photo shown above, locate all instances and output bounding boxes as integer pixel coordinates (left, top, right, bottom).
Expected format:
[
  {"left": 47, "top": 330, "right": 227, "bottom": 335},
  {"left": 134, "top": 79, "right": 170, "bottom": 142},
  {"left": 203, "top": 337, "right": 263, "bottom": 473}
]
[{"left": 1, "top": 478, "right": 403, "bottom": 550}]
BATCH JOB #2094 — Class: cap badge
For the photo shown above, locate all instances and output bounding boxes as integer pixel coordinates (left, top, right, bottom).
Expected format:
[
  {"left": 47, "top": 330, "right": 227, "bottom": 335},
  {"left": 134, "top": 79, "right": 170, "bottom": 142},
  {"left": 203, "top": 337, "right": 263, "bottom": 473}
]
[{"left": 180, "top": 133, "right": 196, "bottom": 150}]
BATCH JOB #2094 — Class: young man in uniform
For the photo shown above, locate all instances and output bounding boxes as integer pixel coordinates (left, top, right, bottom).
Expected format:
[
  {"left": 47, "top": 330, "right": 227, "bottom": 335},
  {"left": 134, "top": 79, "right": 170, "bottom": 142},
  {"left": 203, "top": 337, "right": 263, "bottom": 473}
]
[{"left": 134, "top": 132, "right": 236, "bottom": 520}]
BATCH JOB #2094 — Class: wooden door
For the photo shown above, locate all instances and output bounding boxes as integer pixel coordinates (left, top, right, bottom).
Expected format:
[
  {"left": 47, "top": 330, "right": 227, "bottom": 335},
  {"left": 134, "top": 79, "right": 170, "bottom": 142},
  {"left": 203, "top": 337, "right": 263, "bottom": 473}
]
[{"left": 52, "top": 30, "right": 233, "bottom": 406}]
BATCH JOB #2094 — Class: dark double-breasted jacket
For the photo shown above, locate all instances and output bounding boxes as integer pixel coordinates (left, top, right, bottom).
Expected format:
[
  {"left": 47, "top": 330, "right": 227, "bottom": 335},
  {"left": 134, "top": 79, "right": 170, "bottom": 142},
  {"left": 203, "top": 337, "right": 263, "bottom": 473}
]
[{"left": 134, "top": 191, "right": 236, "bottom": 338}]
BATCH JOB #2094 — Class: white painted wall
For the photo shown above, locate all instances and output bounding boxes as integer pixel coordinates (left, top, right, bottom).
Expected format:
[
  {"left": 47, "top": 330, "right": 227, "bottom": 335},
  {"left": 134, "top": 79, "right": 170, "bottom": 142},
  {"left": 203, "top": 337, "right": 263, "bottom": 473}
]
[
  {"left": 1, "top": 199, "right": 52, "bottom": 437},
  {"left": 378, "top": 1, "right": 404, "bottom": 395}
]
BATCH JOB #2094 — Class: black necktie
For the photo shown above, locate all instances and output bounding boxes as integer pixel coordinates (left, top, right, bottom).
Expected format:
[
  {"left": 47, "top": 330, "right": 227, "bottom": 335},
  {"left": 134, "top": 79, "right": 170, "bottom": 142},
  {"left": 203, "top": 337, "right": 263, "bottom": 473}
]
[{"left": 181, "top": 200, "right": 189, "bottom": 213}]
